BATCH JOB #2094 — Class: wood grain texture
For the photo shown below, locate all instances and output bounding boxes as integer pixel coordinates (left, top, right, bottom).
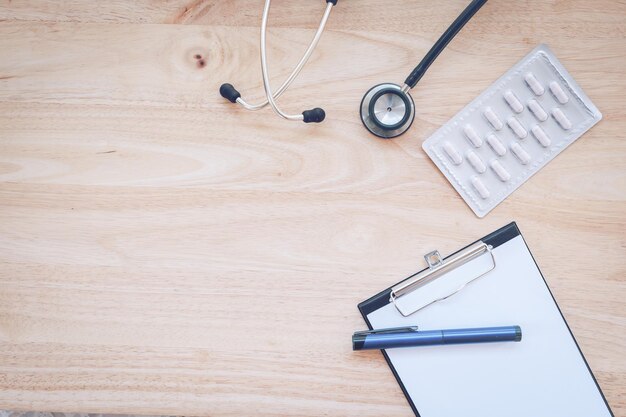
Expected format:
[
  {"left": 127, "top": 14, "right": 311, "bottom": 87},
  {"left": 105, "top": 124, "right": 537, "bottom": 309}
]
[{"left": 0, "top": 1, "right": 624, "bottom": 416}]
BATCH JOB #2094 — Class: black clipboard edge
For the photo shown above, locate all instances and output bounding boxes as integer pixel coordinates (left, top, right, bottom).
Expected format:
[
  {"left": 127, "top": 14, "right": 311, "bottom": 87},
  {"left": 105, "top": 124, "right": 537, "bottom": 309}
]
[{"left": 357, "top": 221, "right": 615, "bottom": 417}]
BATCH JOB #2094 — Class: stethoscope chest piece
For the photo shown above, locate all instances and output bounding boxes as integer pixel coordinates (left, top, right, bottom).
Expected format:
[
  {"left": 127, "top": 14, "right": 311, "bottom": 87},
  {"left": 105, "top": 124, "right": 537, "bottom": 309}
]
[
  {"left": 359, "top": 0, "right": 487, "bottom": 138},
  {"left": 360, "top": 83, "right": 415, "bottom": 139}
]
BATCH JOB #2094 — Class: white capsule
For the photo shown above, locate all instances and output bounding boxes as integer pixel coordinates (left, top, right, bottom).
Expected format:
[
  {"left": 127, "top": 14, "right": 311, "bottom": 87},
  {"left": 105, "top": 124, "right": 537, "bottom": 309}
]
[
  {"left": 484, "top": 107, "right": 503, "bottom": 130},
  {"left": 531, "top": 125, "right": 551, "bottom": 147},
  {"left": 471, "top": 176, "right": 490, "bottom": 199},
  {"left": 443, "top": 141, "right": 462, "bottom": 165},
  {"left": 524, "top": 72, "right": 545, "bottom": 95},
  {"left": 487, "top": 133, "right": 507, "bottom": 156},
  {"left": 511, "top": 142, "right": 531, "bottom": 165},
  {"left": 528, "top": 99, "right": 548, "bottom": 121},
  {"left": 507, "top": 116, "right": 528, "bottom": 139},
  {"left": 490, "top": 160, "right": 511, "bottom": 182},
  {"left": 549, "top": 81, "right": 569, "bottom": 104},
  {"left": 504, "top": 90, "right": 524, "bottom": 113},
  {"left": 467, "top": 150, "right": 486, "bottom": 174},
  {"left": 463, "top": 124, "right": 483, "bottom": 147},
  {"left": 552, "top": 108, "right": 572, "bottom": 130}
]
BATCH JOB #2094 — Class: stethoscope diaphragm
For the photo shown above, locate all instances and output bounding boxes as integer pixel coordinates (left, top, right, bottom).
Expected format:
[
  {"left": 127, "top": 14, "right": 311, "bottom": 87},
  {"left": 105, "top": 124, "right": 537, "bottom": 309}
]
[{"left": 360, "top": 83, "right": 415, "bottom": 139}]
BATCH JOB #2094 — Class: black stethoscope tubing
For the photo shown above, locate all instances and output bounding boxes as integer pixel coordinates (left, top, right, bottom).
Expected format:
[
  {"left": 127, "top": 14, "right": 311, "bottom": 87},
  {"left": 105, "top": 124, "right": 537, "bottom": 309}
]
[{"left": 360, "top": 0, "right": 488, "bottom": 139}]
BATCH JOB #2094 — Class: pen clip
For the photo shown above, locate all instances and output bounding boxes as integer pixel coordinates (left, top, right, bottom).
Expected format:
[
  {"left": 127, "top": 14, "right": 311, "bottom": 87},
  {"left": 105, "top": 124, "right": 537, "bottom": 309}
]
[{"left": 353, "top": 326, "right": 419, "bottom": 337}]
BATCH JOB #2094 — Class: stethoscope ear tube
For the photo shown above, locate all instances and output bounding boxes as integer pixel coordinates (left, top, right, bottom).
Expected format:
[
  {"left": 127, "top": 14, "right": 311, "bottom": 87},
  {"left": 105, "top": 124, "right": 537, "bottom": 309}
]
[{"left": 219, "top": 0, "right": 336, "bottom": 122}]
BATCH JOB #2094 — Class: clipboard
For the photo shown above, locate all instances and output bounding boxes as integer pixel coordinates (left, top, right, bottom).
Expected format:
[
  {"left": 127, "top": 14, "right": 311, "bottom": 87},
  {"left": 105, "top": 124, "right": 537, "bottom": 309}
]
[{"left": 358, "top": 222, "right": 614, "bottom": 417}]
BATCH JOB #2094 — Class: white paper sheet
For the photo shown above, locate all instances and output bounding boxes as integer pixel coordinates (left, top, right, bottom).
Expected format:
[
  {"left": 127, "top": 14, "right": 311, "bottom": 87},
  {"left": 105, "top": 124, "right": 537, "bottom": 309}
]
[{"left": 367, "top": 235, "right": 611, "bottom": 417}]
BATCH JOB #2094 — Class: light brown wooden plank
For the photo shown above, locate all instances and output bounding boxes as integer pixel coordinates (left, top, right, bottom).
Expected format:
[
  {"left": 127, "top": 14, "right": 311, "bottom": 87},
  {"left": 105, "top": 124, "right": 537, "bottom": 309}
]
[
  {"left": 0, "top": 1, "right": 624, "bottom": 416},
  {"left": 0, "top": 0, "right": 623, "bottom": 38}
]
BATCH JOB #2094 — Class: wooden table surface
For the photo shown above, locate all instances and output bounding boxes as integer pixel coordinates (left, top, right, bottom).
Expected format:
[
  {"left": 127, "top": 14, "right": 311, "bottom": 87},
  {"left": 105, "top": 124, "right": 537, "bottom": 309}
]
[{"left": 0, "top": 1, "right": 624, "bottom": 416}]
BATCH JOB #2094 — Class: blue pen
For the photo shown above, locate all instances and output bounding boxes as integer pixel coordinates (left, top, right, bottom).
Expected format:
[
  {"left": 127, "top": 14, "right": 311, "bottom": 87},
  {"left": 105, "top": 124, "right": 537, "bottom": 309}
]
[{"left": 352, "top": 325, "right": 522, "bottom": 350}]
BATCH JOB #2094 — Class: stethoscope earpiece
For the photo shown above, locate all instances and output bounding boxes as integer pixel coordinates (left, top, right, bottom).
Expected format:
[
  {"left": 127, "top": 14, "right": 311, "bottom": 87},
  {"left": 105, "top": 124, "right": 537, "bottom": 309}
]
[
  {"left": 360, "top": 83, "right": 415, "bottom": 139},
  {"left": 219, "top": 83, "right": 241, "bottom": 103},
  {"left": 302, "top": 108, "right": 326, "bottom": 123}
]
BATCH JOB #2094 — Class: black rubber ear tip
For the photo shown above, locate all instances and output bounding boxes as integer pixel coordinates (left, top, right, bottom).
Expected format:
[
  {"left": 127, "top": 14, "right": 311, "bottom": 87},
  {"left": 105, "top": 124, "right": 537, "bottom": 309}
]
[
  {"left": 219, "top": 83, "right": 241, "bottom": 103},
  {"left": 302, "top": 108, "right": 326, "bottom": 123}
]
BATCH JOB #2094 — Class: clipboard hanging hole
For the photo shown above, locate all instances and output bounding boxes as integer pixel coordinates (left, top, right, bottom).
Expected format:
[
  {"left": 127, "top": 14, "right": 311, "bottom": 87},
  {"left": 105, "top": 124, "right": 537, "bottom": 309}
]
[{"left": 425, "top": 250, "right": 443, "bottom": 269}]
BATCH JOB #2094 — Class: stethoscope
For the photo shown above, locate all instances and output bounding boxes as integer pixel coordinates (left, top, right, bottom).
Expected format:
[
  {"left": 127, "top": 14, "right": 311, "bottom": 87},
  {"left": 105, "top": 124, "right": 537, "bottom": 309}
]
[
  {"left": 220, "top": 0, "right": 338, "bottom": 124},
  {"left": 219, "top": 0, "right": 487, "bottom": 137},
  {"left": 360, "top": 0, "right": 487, "bottom": 138}
]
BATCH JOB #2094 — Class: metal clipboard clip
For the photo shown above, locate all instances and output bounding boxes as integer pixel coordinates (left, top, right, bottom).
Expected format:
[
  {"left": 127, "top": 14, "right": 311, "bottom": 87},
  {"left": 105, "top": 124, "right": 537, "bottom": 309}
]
[{"left": 389, "top": 241, "right": 496, "bottom": 317}]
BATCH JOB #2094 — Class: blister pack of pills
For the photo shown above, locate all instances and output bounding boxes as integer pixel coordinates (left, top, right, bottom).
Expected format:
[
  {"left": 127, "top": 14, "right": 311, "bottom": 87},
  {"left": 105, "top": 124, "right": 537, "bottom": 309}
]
[{"left": 422, "top": 44, "right": 602, "bottom": 217}]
